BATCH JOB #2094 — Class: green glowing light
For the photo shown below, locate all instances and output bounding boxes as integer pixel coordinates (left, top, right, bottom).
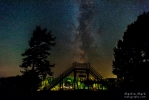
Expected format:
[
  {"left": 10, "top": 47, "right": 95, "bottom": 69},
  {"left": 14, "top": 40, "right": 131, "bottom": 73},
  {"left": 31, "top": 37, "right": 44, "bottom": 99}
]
[{"left": 38, "top": 76, "right": 108, "bottom": 91}]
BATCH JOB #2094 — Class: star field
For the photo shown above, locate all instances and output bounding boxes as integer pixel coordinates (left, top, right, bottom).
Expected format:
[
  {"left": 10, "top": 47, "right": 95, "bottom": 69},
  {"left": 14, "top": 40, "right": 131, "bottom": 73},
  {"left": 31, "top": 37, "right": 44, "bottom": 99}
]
[{"left": 0, "top": 0, "right": 149, "bottom": 78}]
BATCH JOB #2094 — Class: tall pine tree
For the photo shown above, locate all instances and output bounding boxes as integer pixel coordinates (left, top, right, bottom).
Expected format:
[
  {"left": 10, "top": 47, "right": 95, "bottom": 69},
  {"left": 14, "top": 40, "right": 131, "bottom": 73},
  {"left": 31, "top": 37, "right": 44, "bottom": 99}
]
[{"left": 20, "top": 26, "right": 56, "bottom": 91}]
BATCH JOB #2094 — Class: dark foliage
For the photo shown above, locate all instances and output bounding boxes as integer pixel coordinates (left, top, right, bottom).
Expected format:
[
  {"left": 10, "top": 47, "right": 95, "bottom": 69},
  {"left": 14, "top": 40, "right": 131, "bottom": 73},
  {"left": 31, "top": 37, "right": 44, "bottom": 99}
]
[
  {"left": 113, "top": 12, "right": 149, "bottom": 91},
  {"left": 0, "top": 75, "right": 33, "bottom": 92},
  {"left": 20, "top": 26, "right": 56, "bottom": 91}
]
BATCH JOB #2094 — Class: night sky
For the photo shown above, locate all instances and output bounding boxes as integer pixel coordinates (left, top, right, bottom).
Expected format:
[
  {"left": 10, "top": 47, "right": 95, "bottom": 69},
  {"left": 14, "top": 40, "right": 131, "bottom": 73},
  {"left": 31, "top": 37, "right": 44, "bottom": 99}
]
[{"left": 0, "top": 0, "right": 149, "bottom": 78}]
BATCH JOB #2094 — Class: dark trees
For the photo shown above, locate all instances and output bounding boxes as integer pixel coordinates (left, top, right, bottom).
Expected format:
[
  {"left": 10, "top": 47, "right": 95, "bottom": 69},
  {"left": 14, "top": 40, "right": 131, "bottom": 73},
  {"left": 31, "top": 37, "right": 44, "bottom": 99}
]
[
  {"left": 112, "top": 12, "right": 149, "bottom": 90},
  {"left": 20, "top": 26, "right": 56, "bottom": 91}
]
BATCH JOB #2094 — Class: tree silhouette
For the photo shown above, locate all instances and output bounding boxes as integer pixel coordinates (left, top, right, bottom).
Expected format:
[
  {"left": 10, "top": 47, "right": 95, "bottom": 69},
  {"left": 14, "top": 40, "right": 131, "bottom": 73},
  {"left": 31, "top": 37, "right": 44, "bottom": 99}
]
[
  {"left": 112, "top": 12, "right": 149, "bottom": 91},
  {"left": 20, "top": 26, "right": 56, "bottom": 91}
]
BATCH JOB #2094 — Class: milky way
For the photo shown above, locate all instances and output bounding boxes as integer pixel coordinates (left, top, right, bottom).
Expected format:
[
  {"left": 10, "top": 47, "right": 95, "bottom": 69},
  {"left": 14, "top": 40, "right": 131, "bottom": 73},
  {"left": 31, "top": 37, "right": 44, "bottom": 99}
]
[{"left": 74, "top": 0, "right": 94, "bottom": 63}]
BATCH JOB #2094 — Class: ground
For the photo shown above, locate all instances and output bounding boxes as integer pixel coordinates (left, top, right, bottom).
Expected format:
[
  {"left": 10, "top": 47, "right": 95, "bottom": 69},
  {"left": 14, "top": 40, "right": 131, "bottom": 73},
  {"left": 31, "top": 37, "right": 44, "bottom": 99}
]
[{"left": 1, "top": 91, "right": 126, "bottom": 100}]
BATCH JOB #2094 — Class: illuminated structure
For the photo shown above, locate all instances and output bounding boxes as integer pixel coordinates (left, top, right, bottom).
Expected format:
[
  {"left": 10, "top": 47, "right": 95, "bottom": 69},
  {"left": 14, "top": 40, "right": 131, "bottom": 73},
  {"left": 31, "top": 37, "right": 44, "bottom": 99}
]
[{"left": 38, "top": 62, "right": 107, "bottom": 91}]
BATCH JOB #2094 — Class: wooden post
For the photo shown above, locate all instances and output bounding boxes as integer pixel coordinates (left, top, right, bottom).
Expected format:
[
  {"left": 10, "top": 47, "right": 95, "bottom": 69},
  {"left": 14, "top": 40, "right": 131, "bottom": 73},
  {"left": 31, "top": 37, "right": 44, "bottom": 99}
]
[
  {"left": 60, "top": 77, "right": 61, "bottom": 90},
  {"left": 87, "top": 70, "right": 89, "bottom": 91},
  {"left": 74, "top": 69, "right": 76, "bottom": 90}
]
